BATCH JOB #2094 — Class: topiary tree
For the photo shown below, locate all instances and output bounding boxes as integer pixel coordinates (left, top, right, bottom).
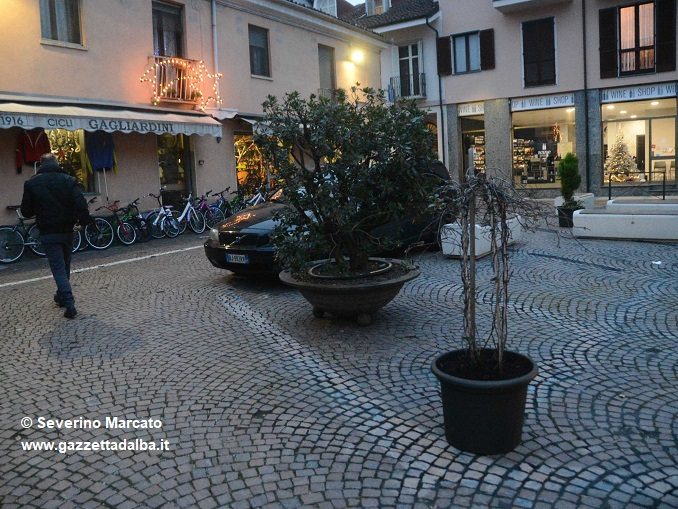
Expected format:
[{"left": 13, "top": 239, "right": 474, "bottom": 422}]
[
  {"left": 557, "top": 153, "right": 581, "bottom": 209},
  {"left": 255, "top": 86, "right": 437, "bottom": 275}
]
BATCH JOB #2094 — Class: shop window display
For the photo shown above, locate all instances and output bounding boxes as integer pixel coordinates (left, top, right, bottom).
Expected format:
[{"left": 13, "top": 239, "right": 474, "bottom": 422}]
[
  {"left": 234, "top": 133, "right": 274, "bottom": 196},
  {"left": 46, "top": 128, "right": 96, "bottom": 192},
  {"left": 602, "top": 98, "right": 676, "bottom": 183},
  {"left": 512, "top": 107, "right": 576, "bottom": 186},
  {"left": 461, "top": 116, "right": 485, "bottom": 173}
]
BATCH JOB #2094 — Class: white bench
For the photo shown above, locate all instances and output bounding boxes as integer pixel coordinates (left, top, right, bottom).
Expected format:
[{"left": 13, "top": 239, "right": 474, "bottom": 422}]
[
  {"left": 441, "top": 216, "right": 524, "bottom": 258},
  {"left": 572, "top": 208, "right": 678, "bottom": 241},
  {"left": 605, "top": 197, "right": 678, "bottom": 214}
]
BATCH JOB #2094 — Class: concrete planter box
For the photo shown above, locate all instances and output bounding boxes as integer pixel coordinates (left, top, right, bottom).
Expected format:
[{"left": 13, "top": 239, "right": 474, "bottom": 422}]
[{"left": 441, "top": 216, "right": 523, "bottom": 258}]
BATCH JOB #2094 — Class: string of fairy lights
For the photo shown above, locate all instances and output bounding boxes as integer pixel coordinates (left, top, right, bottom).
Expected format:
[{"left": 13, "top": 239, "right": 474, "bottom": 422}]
[{"left": 139, "top": 57, "right": 223, "bottom": 111}]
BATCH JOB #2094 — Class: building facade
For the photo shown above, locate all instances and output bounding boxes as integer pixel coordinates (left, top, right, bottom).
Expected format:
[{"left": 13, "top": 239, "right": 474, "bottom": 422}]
[
  {"left": 0, "top": 0, "right": 384, "bottom": 222},
  {"left": 437, "top": 0, "right": 677, "bottom": 197}
]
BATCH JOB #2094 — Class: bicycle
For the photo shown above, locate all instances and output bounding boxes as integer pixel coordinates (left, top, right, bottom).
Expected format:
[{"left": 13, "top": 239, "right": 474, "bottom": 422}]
[
  {"left": 210, "top": 187, "right": 239, "bottom": 217},
  {"left": 0, "top": 206, "right": 81, "bottom": 263},
  {"left": 175, "top": 193, "right": 206, "bottom": 234},
  {"left": 145, "top": 191, "right": 180, "bottom": 238},
  {"left": 196, "top": 190, "right": 225, "bottom": 229},
  {"left": 83, "top": 197, "right": 115, "bottom": 250},
  {"left": 120, "top": 198, "right": 151, "bottom": 243},
  {"left": 94, "top": 200, "right": 137, "bottom": 246}
]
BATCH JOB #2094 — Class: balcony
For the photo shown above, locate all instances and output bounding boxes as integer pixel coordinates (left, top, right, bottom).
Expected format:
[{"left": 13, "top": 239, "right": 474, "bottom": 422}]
[
  {"left": 143, "top": 56, "right": 212, "bottom": 106},
  {"left": 388, "top": 73, "right": 426, "bottom": 101},
  {"left": 493, "top": 0, "right": 571, "bottom": 13}
]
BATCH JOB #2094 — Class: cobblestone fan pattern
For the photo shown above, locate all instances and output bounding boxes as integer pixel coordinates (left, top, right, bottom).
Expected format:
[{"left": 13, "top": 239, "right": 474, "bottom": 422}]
[{"left": 1, "top": 231, "right": 676, "bottom": 508}]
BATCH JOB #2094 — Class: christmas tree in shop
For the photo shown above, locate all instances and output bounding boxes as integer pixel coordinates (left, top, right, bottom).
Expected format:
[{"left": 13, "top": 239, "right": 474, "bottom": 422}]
[{"left": 604, "top": 132, "right": 636, "bottom": 181}]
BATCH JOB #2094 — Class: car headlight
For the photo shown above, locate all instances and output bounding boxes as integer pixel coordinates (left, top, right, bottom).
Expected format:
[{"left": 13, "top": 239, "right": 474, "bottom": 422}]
[{"left": 209, "top": 228, "right": 219, "bottom": 243}]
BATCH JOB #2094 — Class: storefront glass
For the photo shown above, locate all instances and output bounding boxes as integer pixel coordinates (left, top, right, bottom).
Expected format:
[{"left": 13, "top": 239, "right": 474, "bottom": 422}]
[
  {"left": 234, "top": 133, "right": 274, "bottom": 195},
  {"left": 46, "top": 128, "right": 96, "bottom": 192},
  {"left": 602, "top": 98, "right": 676, "bottom": 183},
  {"left": 512, "top": 107, "right": 576, "bottom": 186},
  {"left": 158, "top": 133, "right": 192, "bottom": 206},
  {"left": 461, "top": 115, "right": 485, "bottom": 173}
]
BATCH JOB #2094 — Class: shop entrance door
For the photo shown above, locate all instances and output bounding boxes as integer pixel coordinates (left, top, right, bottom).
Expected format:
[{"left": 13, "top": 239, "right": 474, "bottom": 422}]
[
  {"left": 158, "top": 133, "right": 193, "bottom": 208},
  {"left": 636, "top": 134, "right": 645, "bottom": 174},
  {"left": 460, "top": 116, "right": 485, "bottom": 174}
]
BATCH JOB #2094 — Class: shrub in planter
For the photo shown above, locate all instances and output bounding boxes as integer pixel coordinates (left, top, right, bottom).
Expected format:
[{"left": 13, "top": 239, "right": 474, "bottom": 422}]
[
  {"left": 557, "top": 153, "right": 583, "bottom": 227},
  {"left": 255, "top": 86, "right": 437, "bottom": 323},
  {"left": 431, "top": 171, "right": 543, "bottom": 454}
]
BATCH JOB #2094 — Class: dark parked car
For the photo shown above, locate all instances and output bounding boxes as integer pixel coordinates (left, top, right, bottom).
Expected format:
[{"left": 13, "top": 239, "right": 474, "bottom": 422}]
[
  {"left": 204, "top": 200, "right": 436, "bottom": 276},
  {"left": 205, "top": 164, "right": 450, "bottom": 275}
]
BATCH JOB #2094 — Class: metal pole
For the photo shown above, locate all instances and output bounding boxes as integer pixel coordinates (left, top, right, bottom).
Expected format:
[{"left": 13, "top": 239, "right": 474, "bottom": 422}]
[
  {"left": 662, "top": 172, "right": 666, "bottom": 200},
  {"left": 608, "top": 175, "right": 612, "bottom": 201}
]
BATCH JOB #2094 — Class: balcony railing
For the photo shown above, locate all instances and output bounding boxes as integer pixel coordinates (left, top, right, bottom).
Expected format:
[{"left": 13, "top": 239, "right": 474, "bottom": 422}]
[
  {"left": 149, "top": 55, "right": 205, "bottom": 104},
  {"left": 388, "top": 73, "right": 426, "bottom": 101},
  {"left": 493, "top": 0, "right": 571, "bottom": 13}
]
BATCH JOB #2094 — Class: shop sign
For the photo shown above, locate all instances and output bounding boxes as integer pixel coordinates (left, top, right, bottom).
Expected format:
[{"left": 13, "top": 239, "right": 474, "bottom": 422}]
[
  {"left": 601, "top": 83, "right": 677, "bottom": 103},
  {"left": 0, "top": 105, "right": 222, "bottom": 137},
  {"left": 458, "top": 102, "right": 484, "bottom": 117},
  {"left": 511, "top": 93, "right": 575, "bottom": 111}
]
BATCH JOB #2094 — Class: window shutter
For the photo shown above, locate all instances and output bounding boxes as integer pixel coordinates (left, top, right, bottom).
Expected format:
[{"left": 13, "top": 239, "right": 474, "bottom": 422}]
[
  {"left": 655, "top": 0, "right": 676, "bottom": 73},
  {"left": 479, "top": 29, "right": 495, "bottom": 70},
  {"left": 436, "top": 36, "right": 453, "bottom": 76},
  {"left": 599, "top": 7, "right": 618, "bottom": 79}
]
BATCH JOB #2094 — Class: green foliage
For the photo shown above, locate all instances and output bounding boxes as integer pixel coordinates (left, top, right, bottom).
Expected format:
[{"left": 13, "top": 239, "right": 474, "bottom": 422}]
[
  {"left": 557, "top": 153, "right": 581, "bottom": 209},
  {"left": 255, "top": 86, "right": 437, "bottom": 274}
]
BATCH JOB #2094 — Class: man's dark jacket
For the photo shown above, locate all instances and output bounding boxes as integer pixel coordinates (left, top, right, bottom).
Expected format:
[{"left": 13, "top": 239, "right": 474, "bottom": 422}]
[{"left": 20, "top": 161, "right": 92, "bottom": 234}]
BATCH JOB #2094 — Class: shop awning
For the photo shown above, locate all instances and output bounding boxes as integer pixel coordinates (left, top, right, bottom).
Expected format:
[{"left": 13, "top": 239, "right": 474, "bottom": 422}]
[{"left": 0, "top": 102, "right": 223, "bottom": 137}]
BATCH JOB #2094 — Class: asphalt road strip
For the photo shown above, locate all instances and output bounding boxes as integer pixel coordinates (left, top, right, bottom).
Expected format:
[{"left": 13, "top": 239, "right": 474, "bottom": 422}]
[{"left": 0, "top": 245, "right": 203, "bottom": 289}]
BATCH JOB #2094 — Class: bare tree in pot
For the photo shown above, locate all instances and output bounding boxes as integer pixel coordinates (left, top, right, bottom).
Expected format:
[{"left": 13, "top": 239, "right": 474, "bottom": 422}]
[{"left": 431, "top": 170, "right": 543, "bottom": 454}]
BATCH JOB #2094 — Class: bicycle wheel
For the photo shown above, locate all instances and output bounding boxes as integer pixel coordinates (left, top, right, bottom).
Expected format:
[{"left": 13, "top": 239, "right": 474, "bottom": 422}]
[
  {"left": 117, "top": 221, "right": 137, "bottom": 245},
  {"left": 174, "top": 210, "right": 188, "bottom": 235},
  {"left": 133, "top": 218, "right": 151, "bottom": 243},
  {"left": 146, "top": 212, "right": 165, "bottom": 239},
  {"left": 0, "top": 227, "right": 25, "bottom": 263},
  {"left": 27, "top": 224, "right": 46, "bottom": 257},
  {"left": 72, "top": 229, "right": 82, "bottom": 253},
  {"left": 204, "top": 206, "right": 225, "bottom": 228},
  {"left": 162, "top": 215, "right": 180, "bottom": 238},
  {"left": 188, "top": 209, "right": 206, "bottom": 233},
  {"left": 85, "top": 218, "right": 114, "bottom": 249}
]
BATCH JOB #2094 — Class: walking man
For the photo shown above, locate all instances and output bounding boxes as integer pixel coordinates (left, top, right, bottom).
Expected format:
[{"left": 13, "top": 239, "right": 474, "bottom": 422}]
[{"left": 20, "top": 153, "right": 93, "bottom": 318}]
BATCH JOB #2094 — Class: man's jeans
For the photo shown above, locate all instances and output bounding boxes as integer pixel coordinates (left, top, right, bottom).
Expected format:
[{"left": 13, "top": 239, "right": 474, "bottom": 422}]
[{"left": 41, "top": 233, "right": 74, "bottom": 307}]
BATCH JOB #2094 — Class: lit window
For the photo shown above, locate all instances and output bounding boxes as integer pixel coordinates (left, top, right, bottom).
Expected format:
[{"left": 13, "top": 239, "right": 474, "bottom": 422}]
[
  {"left": 40, "top": 0, "right": 81, "bottom": 45},
  {"left": 249, "top": 25, "right": 271, "bottom": 77},
  {"left": 619, "top": 2, "right": 655, "bottom": 74}
]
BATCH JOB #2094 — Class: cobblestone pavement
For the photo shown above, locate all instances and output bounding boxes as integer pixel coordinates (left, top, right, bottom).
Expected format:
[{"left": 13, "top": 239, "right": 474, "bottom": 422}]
[{"left": 1, "top": 230, "right": 676, "bottom": 509}]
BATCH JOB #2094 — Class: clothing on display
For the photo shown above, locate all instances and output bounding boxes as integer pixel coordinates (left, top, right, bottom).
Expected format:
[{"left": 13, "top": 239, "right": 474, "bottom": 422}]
[
  {"left": 16, "top": 128, "right": 51, "bottom": 173},
  {"left": 85, "top": 131, "right": 116, "bottom": 172}
]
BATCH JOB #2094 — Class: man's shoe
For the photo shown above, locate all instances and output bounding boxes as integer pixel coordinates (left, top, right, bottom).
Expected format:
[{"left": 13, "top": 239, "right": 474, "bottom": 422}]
[
  {"left": 54, "top": 294, "right": 65, "bottom": 307},
  {"left": 64, "top": 306, "right": 77, "bottom": 319}
]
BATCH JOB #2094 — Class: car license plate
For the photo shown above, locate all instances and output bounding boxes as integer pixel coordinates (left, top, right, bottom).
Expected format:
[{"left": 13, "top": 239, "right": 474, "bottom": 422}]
[{"left": 226, "top": 253, "right": 249, "bottom": 264}]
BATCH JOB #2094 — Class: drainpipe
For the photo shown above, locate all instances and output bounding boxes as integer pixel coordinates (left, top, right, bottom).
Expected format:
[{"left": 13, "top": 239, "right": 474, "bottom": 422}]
[
  {"left": 582, "top": 0, "right": 590, "bottom": 192},
  {"left": 211, "top": 0, "right": 219, "bottom": 75},
  {"left": 425, "top": 14, "right": 447, "bottom": 168}
]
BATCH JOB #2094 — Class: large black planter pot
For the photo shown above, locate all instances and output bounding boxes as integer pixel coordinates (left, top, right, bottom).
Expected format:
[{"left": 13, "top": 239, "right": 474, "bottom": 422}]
[
  {"left": 431, "top": 349, "right": 538, "bottom": 455},
  {"left": 556, "top": 206, "right": 576, "bottom": 228},
  {"left": 279, "top": 258, "right": 420, "bottom": 326}
]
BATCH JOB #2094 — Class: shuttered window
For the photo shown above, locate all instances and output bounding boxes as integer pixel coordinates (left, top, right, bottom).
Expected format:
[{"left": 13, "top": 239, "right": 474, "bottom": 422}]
[
  {"left": 599, "top": 1, "right": 676, "bottom": 78},
  {"left": 522, "top": 18, "right": 556, "bottom": 87},
  {"left": 436, "top": 37, "right": 452, "bottom": 76}
]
